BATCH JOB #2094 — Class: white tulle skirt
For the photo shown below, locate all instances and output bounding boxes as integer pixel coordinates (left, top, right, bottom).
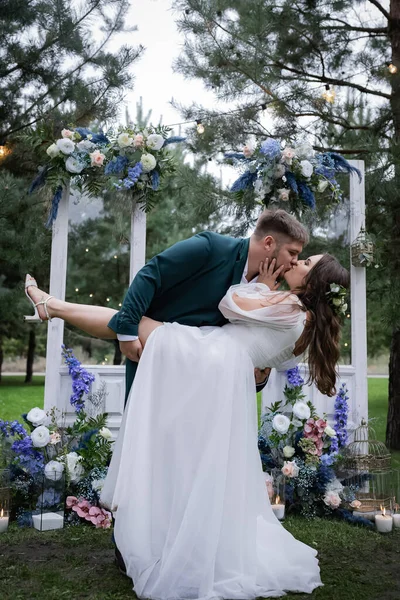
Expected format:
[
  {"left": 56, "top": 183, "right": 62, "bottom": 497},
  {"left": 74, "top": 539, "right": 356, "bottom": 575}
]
[{"left": 101, "top": 323, "right": 322, "bottom": 599}]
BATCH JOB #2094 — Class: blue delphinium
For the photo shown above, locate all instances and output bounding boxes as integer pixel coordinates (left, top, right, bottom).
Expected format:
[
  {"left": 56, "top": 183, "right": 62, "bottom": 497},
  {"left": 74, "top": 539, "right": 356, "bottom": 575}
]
[
  {"left": 297, "top": 181, "right": 316, "bottom": 209},
  {"left": 286, "top": 366, "right": 305, "bottom": 387},
  {"left": 331, "top": 383, "right": 349, "bottom": 452},
  {"left": 285, "top": 171, "right": 298, "bottom": 194},
  {"left": 116, "top": 161, "right": 143, "bottom": 190},
  {"left": 62, "top": 345, "right": 95, "bottom": 412},
  {"left": 260, "top": 138, "right": 281, "bottom": 160}
]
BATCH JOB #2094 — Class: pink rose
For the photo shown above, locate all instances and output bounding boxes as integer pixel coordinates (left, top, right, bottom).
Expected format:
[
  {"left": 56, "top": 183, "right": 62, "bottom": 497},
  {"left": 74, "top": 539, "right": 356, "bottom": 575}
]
[
  {"left": 323, "top": 491, "right": 341, "bottom": 509},
  {"left": 281, "top": 460, "right": 299, "bottom": 478},
  {"left": 89, "top": 150, "right": 105, "bottom": 167},
  {"left": 282, "top": 147, "right": 296, "bottom": 164},
  {"left": 133, "top": 134, "right": 144, "bottom": 147},
  {"left": 350, "top": 500, "right": 362, "bottom": 509},
  {"left": 61, "top": 128, "right": 74, "bottom": 139}
]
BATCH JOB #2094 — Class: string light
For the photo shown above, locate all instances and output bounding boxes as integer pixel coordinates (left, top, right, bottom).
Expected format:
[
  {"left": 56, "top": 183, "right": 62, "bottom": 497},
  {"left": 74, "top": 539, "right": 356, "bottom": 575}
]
[
  {"left": 85, "top": 248, "right": 89, "bottom": 252},
  {"left": 344, "top": 343, "right": 348, "bottom": 347},
  {"left": 388, "top": 63, "right": 398, "bottom": 74},
  {"left": 0, "top": 146, "right": 7, "bottom": 158},
  {"left": 346, "top": 314, "right": 350, "bottom": 318},
  {"left": 113, "top": 255, "right": 117, "bottom": 259},
  {"left": 118, "top": 303, "right": 122, "bottom": 307},
  {"left": 89, "top": 294, "right": 93, "bottom": 298},
  {"left": 75, "top": 288, "right": 79, "bottom": 292},
  {"left": 322, "top": 84, "right": 335, "bottom": 103},
  {"left": 104, "top": 357, "right": 108, "bottom": 362},
  {"left": 196, "top": 120, "right": 205, "bottom": 134},
  {"left": 106, "top": 297, "right": 110, "bottom": 302}
]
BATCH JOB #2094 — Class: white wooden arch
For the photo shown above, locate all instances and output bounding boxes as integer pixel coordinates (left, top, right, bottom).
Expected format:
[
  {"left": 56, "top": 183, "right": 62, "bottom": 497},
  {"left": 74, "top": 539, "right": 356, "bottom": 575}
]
[{"left": 44, "top": 161, "right": 367, "bottom": 436}]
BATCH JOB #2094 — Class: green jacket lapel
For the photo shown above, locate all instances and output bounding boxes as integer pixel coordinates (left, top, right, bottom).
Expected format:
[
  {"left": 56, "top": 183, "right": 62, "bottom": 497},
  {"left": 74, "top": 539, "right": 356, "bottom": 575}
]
[{"left": 231, "top": 238, "right": 250, "bottom": 285}]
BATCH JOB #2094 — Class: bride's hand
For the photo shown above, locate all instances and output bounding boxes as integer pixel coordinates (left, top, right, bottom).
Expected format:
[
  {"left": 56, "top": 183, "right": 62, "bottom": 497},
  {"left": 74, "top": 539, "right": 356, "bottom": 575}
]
[{"left": 257, "top": 258, "right": 284, "bottom": 290}]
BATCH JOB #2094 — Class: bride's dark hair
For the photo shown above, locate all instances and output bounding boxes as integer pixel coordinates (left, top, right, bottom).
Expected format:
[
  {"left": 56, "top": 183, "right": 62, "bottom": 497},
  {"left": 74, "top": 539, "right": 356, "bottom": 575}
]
[{"left": 294, "top": 254, "right": 350, "bottom": 397}]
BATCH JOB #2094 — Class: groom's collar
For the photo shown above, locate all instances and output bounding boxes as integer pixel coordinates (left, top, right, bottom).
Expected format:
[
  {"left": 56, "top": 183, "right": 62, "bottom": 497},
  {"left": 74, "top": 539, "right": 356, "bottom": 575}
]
[{"left": 231, "top": 237, "right": 250, "bottom": 286}]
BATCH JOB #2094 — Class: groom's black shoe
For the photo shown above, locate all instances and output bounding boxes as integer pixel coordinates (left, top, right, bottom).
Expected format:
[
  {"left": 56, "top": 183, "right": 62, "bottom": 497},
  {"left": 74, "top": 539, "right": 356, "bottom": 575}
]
[{"left": 114, "top": 546, "right": 127, "bottom": 576}]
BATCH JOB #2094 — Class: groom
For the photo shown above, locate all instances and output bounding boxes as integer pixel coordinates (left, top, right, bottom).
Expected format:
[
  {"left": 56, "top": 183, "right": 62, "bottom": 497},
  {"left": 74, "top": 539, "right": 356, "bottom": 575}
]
[{"left": 108, "top": 209, "right": 308, "bottom": 399}]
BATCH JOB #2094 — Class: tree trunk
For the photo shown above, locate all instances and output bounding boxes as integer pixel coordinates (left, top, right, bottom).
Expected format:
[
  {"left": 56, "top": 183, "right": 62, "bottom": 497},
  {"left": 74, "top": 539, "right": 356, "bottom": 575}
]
[
  {"left": 387, "top": 328, "right": 400, "bottom": 448},
  {"left": 25, "top": 329, "right": 35, "bottom": 383},
  {"left": 0, "top": 337, "right": 3, "bottom": 383},
  {"left": 113, "top": 340, "right": 122, "bottom": 365},
  {"left": 386, "top": 2, "right": 400, "bottom": 448}
]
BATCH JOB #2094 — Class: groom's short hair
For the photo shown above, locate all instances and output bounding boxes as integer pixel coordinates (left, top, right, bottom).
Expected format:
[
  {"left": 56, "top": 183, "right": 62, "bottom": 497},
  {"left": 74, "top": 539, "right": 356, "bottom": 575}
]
[{"left": 254, "top": 209, "right": 309, "bottom": 245}]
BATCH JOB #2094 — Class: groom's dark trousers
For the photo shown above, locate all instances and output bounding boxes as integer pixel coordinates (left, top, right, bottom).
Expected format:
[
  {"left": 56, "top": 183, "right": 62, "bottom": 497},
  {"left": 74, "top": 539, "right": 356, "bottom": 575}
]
[{"left": 108, "top": 231, "right": 268, "bottom": 402}]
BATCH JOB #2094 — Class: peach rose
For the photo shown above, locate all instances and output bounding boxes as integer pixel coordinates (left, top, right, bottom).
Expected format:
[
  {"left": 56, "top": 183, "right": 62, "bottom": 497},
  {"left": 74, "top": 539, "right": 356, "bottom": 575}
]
[
  {"left": 90, "top": 150, "right": 105, "bottom": 167},
  {"left": 281, "top": 460, "right": 299, "bottom": 478}
]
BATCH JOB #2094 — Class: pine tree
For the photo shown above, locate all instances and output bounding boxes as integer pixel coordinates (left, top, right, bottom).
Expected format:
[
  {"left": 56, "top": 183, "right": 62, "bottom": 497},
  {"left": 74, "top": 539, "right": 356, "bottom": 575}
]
[
  {"left": 173, "top": 0, "right": 400, "bottom": 448},
  {"left": 0, "top": 0, "right": 144, "bottom": 142}
]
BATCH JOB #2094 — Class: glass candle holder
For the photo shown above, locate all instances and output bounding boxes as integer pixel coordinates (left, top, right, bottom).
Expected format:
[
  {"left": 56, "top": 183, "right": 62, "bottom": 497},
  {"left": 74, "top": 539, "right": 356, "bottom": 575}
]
[
  {"left": 270, "top": 468, "right": 286, "bottom": 521},
  {"left": 32, "top": 472, "right": 65, "bottom": 531}
]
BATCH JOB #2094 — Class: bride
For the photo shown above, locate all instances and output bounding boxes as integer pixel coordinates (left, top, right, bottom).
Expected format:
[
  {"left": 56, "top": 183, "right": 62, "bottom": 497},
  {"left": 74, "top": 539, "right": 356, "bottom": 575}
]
[{"left": 25, "top": 252, "right": 349, "bottom": 599}]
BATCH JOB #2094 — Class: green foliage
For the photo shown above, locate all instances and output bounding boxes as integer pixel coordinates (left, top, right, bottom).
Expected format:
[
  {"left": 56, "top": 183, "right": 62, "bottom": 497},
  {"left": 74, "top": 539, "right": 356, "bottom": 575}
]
[{"left": 0, "top": 0, "right": 143, "bottom": 141}]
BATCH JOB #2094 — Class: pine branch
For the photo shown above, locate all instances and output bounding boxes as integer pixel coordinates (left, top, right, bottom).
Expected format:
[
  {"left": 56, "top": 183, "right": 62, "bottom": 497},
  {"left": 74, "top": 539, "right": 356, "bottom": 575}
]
[{"left": 367, "top": 0, "right": 390, "bottom": 20}]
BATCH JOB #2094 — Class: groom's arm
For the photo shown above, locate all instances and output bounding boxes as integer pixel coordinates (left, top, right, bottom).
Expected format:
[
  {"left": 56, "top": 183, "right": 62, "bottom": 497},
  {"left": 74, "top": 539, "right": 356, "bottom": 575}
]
[
  {"left": 108, "top": 233, "right": 212, "bottom": 337},
  {"left": 255, "top": 367, "right": 271, "bottom": 393}
]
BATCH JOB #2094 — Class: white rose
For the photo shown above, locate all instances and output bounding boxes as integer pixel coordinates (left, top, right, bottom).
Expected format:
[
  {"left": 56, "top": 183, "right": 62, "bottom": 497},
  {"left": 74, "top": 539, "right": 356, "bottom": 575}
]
[
  {"left": 65, "top": 156, "right": 85, "bottom": 174},
  {"left": 77, "top": 140, "right": 96, "bottom": 152},
  {"left": 292, "top": 402, "right": 311, "bottom": 421},
  {"left": 146, "top": 134, "right": 164, "bottom": 151},
  {"left": 278, "top": 188, "right": 290, "bottom": 202},
  {"left": 272, "top": 414, "right": 290, "bottom": 434},
  {"left": 274, "top": 164, "right": 286, "bottom": 179},
  {"left": 324, "top": 425, "right": 336, "bottom": 437},
  {"left": 56, "top": 138, "right": 75, "bottom": 155},
  {"left": 65, "top": 452, "right": 84, "bottom": 482},
  {"left": 283, "top": 445, "right": 295, "bottom": 458},
  {"left": 92, "top": 478, "right": 105, "bottom": 493},
  {"left": 117, "top": 132, "right": 133, "bottom": 148},
  {"left": 99, "top": 427, "right": 112, "bottom": 440},
  {"left": 44, "top": 460, "right": 64, "bottom": 481},
  {"left": 300, "top": 160, "right": 313, "bottom": 178},
  {"left": 31, "top": 425, "right": 50, "bottom": 448},
  {"left": 295, "top": 143, "right": 314, "bottom": 159},
  {"left": 318, "top": 179, "right": 329, "bottom": 193},
  {"left": 61, "top": 128, "right": 74, "bottom": 139},
  {"left": 46, "top": 143, "right": 60, "bottom": 158},
  {"left": 27, "top": 407, "right": 47, "bottom": 427},
  {"left": 330, "top": 284, "right": 340, "bottom": 293},
  {"left": 141, "top": 153, "right": 157, "bottom": 172}
]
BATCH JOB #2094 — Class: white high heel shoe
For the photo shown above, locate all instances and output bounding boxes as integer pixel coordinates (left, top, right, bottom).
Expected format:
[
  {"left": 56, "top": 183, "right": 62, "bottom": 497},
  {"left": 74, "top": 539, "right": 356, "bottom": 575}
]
[{"left": 24, "top": 274, "right": 54, "bottom": 322}]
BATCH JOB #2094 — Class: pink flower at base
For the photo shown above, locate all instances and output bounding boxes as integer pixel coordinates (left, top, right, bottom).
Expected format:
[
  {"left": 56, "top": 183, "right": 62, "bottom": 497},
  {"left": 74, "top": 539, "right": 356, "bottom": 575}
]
[
  {"left": 66, "top": 496, "right": 79, "bottom": 508},
  {"left": 72, "top": 499, "right": 91, "bottom": 518},
  {"left": 86, "top": 505, "right": 112, "bottom": 528},
  {"left": 323, "top": 491, "right": 342, "bottom": 509}
]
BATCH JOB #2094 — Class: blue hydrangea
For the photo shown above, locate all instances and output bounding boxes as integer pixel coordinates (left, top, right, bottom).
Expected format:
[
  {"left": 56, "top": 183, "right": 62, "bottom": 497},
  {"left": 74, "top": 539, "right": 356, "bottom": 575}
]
[
  {"left": 104, "top": 155, "right": 128, "bottom": 175},
  {"left": 260, "top": 138, "right": 281, "bottom": 160},
  {"left": 119, "top": 162, "right": 143, "bottom": 190}
]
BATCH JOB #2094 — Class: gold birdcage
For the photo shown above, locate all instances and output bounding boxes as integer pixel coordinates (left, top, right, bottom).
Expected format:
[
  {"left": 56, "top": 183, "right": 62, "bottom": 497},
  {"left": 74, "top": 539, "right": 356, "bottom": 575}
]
[
  {"left": 351, "top": 227, "right": 374, "bottom": 267},
  {"left": 342, "top": 420, "right": 392, "bottom": 513}
]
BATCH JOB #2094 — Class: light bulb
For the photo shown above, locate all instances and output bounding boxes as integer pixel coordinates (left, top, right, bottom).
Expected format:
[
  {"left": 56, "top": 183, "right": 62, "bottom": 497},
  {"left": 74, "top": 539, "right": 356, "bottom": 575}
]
[
  {"left": 106, "top": 297, "right": 110, "bottom": 302},
  {"left": 196, "top": 121, "right": 205, "bottom": 134},
  {"left": 85, "top": 248, "right": 89, "bottom": 252},
  {"left": 89, "top": 294, "right": 93, "bottom": 298},
  {"left": 114, "top": 255, "right": 117, "bottom": 259},
  {"left": 322, "top": 85, "right": 335, "bottom": 103},
  {"left": 75, "top": 288, "right": 79, "bottom": 292},
  {"left": 388, "top": 63, "right": 398, "bottom": 74}
]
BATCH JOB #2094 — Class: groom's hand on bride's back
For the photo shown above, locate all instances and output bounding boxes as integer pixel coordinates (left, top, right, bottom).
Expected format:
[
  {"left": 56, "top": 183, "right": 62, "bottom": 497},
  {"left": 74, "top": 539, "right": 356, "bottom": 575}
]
[{"left": 119, "top": 339, "right": 143, "bottom": 363}]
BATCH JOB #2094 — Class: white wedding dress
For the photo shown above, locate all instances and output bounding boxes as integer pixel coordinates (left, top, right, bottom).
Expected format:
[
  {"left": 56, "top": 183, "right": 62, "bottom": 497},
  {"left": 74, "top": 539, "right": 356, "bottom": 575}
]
[{"left": 101, "top": 283, "right": 323, "bottom": 599}]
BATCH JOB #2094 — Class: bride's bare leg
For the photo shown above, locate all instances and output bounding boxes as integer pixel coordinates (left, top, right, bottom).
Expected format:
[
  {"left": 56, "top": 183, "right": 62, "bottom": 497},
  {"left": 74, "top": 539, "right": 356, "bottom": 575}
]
[{"left": 26, "top": 284, "right": 117, "bottom": 339}]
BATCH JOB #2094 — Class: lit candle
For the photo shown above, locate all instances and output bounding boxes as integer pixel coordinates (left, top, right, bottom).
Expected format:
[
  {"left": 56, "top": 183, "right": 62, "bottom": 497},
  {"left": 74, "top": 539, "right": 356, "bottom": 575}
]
[
  {"left": 271, "top": 496, "right": 285, "bottom": 520},
  {"left": 0, "top": 509, "right": 9, "bottom": 533},
  {"left": 32, "top": 512, "right": 64, "bottom": 531},
  {"left": 375, "top": 508, "right": 393, "bottom": 533}
]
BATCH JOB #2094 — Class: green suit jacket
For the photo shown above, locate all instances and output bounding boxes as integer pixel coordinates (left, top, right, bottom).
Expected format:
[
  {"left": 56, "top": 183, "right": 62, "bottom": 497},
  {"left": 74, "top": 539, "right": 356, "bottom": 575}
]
[{"left": 108, "top": 231, "right": 251, "bottom": 400}]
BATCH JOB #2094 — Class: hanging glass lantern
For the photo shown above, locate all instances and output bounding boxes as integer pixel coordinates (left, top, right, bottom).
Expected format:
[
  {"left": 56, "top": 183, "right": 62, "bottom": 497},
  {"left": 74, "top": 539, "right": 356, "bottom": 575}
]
[{"left": 351, "top": 226, "right": 374, "bottom": 267}]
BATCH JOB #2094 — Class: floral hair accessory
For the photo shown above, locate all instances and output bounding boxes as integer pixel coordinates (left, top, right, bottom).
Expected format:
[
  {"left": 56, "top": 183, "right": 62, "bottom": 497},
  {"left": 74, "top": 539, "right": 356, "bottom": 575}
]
[{"left": 326, "top": 283, "right": 348, "bottom": 316}]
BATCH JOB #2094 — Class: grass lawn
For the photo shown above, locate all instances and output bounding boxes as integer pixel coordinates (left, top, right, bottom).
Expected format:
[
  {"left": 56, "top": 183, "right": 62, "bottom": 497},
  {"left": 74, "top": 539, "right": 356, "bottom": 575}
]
[
  {"left": 0, "top": 518, "right": 399, "bottom": 600},
  {"left": 1, "top": 376, "right": 400, "bottom": 599}
]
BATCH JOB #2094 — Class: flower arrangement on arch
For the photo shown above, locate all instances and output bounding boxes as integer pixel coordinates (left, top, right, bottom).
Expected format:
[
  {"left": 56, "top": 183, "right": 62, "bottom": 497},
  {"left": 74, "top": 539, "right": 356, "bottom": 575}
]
[
  {"left": 225, "top": 138, "right": 361, "bottom": 210},
  {"left": 258, "top": 369, "right": 372, "bottom": 526},
  {"left": 27, "top": 125, "right": 186, "bottom": 228}
]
